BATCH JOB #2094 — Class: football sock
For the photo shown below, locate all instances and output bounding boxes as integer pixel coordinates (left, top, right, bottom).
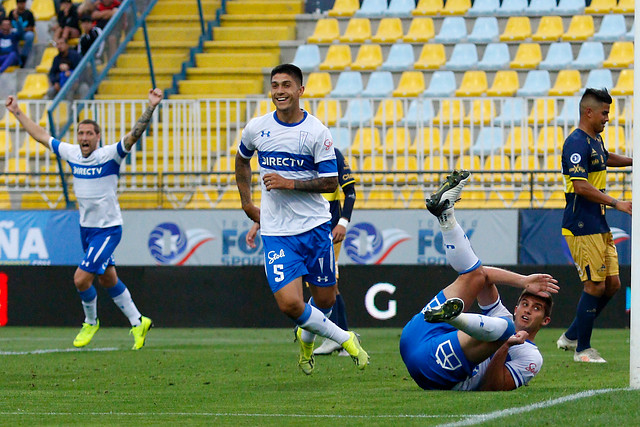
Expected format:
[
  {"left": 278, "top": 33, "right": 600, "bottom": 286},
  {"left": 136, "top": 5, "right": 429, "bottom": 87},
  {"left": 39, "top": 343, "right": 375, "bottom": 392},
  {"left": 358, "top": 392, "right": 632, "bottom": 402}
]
[
  {"left": 331, "top": 293, "right": 349, "bottom": 331},
  {"left": 295, "top": 303, "right": 350, "bottom": 345},
  {"left": 442, "top": 222, "right": 480, "bottom": 274},
  {"left": 566, "top": 294, "right": 613, "bottom": 341},
  {"left": 78, "top": 285, "right": 98, "bottom": 325},
  {"left": 448, "top": 313, "right": 515, "bottom": 342},
  {"left": 107, "top": 279, "right": 142, "bottom": 327},
  {"left": 596, "top": 294, "right": 612, "bottom": 316},
  {"left": 574, "top": 291, "right": 599, "bottom": 352}
]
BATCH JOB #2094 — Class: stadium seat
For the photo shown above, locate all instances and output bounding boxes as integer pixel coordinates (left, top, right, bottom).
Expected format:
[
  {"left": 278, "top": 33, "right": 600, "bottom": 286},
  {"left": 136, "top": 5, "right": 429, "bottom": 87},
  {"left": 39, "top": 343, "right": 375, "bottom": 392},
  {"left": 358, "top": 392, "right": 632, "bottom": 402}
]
[
  {"left": 412, "top": 0, "right": 443, "bottom": 16},
  {"left": 510, "top": 43, "right": 542, "bottom": 69},
  {"left": 467, "top": 0, "right": 499, "bottom": 16},
  {"left": 528, "top": 99, "right": 556, "bottom": 124},
  {"left": 455, "top": 71, "right": 488, "bottom": 97},
  {"left": 454, "top": 186, "right": 486, "bottom": 208},
  {"left": 392, "top": 71, "right": 426, "bottom": 97},
  {"left": 496, "top": 0, "right": 527, "bottom": 16},
  {"left": 446, "top": 43, "right": 478, "bottom": 70},
  {"left": 390, "top": 156, "right": 419, "bottom": 185},
  {"left": 442, "top": 128, "right": 471, "bottom": 155},
  {"left": 513, "top": 155, "right": 540, "bottom": 183},
  {"left": 611, "top": 69, "right": 633, "bottom": 96},
  {"left": 421, "top": 156, "right": 449, "bottom": 185},
  {"left": 571, "top": 42, "right": 604, "bottom": 70},
  {"left": 585, "top": 0, "right": 615, "bottom": 13},
  {"left": 603, "top": 42, "right": 634, "bottom": 69},
  {"left": 500, "top": 17, "right": 531, "bottom": 41},
  {"left": 487, "top": 70, "right": 519, "bottom": 96},
  {"left": 307, "top": 19, "right": 340, "bottom": 43},
  {"left": 504, "top": 126, "right": 534, "bottom": 155},
  {"left": 401, "top": 99, "right": 435, "bottom": 126},
  {"left": 362, "top": 71, "right": 394, "bottom": 97},
  {"left": 17, "top": 73, "right": 49, "bottom": 99},
  {"left": 562, "top": 15, "right": 594, "bottom": 41},
  {"left": 434, "top": 100, "right": 465, "bottom": 125},
  {"left": 381, "top": 43, "right": 415, "bottom": 71},
  {"left": 423, "top": 71, "right": 456, "bottom": 97},
  {"left": 468, "top": 17, "right": 499, "bottom": 43},
  {"left": 557, "top": 0, "right": 586, "bottom": 14},
  {"left": 470, "top": 127, "right": 504, "bottom": 156},
  {"left": 316, "top": 100, "right": 343, "bottom": 126},
  {"left": 374, "top": 99, "right": 404, "bottom": 125},
  {"left": 355, "top": 0, "right": 387, "bottom": 17},
  {"left": 464, "top": 99, "right": 496, "bottom": 125},
  {"left": 482, "top": 155, "right": 512, "bottom": 184},
  {"left": 453, "top": 155, "right": 482, "bottom": 175},
  {"left": 328, "top": 0, "right": 359, "bottom": 16},
  {"left": 534, "top": 127, "right": 564, "bottom": 154},
  {"left": 478, "top": 43, "right": 510, "bottom": 70},
  {"left": 414, "top": 43, "right": 446, "bottom": 69},
  {"left": 383, "top": 127, "right": 412, "bottom": 155},
  {"left": 543, "top": 190, "right": 566, "bottom": 209},
  {"left": 555, "top": 97, "right": 580, "bottom": 126},
  {"left": 434, "top": 17, "right": 467, "bottom": 43},
  {"left": 292, "top": 45, "right": 321, "bottom": 72},
  {"left": 548, "top": 70, "right": 581, "bottom": 96},
  {"left": 403, "top": 18, "right": 434, "bottom": 42},
  {"left": 625, "top": 22, "right": 634, "bottom": 41},
  {"left": 329, "top": 126, "right": 351, "bottom": 151},
  {"left": 538, "top": 155, "right": 563, "bottom": 184},
  {"left": 319, "top": 45, "right": 352, "bottom": 70},
  {"left": 329, "top": 72, "right": 363, "bottom": 98},
  {"left": 618, "top": 101, "right": 633, "bottom": 125},
  {"left": 517, "top": 70, "right": 551, "bottom": 96},
  {"left": 441, "top": 0, "right": 471, "bottom": 15},
  {"left": 32, "top": 0, "right": 56, "bottom": 20},
  {"left": 593, "top": 14, "right": 627, "bottom": 42},
  {"left": 338, "top": 99, "right": 374, "bottom": 125},
  {"left": 603, "top": 125, "right": 626, "bottom": 153},
  {"left": 359, "top": 159, "right": 387, "bottom": 186},
  {"left": 387, "top": 0, "right": 417, "bottom": 17},
  {"left": 415, "top": 128, "right": 443, "bottom": 155},
  {"left": 494, "top": 99, "right": 526, "bottom": 126},
  {"left": 351, "top": 44, "right": 383, "bottom": 70},
  {"left": 614, "top": 0, "right": 634, "bottom": 13},
  {"left": 303, "top": 72, "right": 332, "bottom": 97},
  {"left": 532, "top": 16, "right": 564, "bottom": 41},
  {"left": 526, "top": 0, "right": 558, "bottom": 15},
  {"left": 583, "top": 69, "right": 613, "bottom": 93},
  {"left": 351, "top": 128, "right": 382, "bottom": 155},
  {"left": 36, "top": 46, "right": 58, "bottom": 73},
  {"left": 362, "top": 188, "right": 396, "bottom": 208},
  {"left": 339, "top": 18, "right": 372, "bottom": 43},
  {"left": 371, "top": 18, "right": 403, "bottom": 43},
  {"left": 539, "top": 42, "right": 573, "bottom": 70}
]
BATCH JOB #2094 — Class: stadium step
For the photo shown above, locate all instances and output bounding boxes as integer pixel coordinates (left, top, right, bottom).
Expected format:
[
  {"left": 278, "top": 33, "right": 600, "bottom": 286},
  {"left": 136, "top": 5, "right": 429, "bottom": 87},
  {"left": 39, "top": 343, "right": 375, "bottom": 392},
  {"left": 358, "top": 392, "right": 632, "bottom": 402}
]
[
  {"left": 225, "top": 0, "right": 303, "bottom": 15},
  {"left": 133, "top": 26, "right": 203, "bottom": 42},
  {"left": 116, "top": 53, "right": 189, "bottom": 69},
  {"left": 202, "top": 41, "right": 280, "bottom": 56},
  {"left": 212, "top": 26, "right": 294, "bottom": 41},
  {"left": 220, "top": 14, "right": 297, "bottom": 28},
  {"left": 194, "top": 52, "right": 278, "bottom": 69},
  {"left": 147, "top": 0, "right": 222, "bottom": 20},
  {"left": 177, "top": 79, "right": 263, "bottom": 96}
]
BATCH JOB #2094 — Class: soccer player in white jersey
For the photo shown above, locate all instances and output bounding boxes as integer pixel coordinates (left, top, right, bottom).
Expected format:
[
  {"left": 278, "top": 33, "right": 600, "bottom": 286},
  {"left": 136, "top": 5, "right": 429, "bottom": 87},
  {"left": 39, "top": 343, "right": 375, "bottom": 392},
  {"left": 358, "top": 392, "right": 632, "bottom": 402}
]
[
  {"left": 399, "top": 170, "right": 559, "bottom": 390},
  {"left": 5, "top": 88, "right": 162, "bottom": 350},
  {"left": 235, "top": 64, "right": 369, "bottom": 375}
]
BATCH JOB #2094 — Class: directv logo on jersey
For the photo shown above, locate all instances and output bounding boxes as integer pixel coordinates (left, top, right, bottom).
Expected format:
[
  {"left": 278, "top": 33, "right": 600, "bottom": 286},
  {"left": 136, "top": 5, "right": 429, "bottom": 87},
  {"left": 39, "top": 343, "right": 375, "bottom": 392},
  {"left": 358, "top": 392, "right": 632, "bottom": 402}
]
[
  {"left": 261, "top": 157, "right": 306, "bottom": 168},
  {"left": 73, "top": 166, "right": 103, "bottom": 176}
]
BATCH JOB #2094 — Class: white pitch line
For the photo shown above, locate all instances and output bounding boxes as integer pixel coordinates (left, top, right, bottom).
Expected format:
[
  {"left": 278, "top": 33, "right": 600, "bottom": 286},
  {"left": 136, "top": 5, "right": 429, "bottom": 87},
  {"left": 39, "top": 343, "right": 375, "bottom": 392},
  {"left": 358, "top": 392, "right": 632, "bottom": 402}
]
[
  {"left": 436, "top": 387, "right": 632, "bottom": 427},
  {"left": 0, "top": 347, "right": 120, "bottom": 355},
  {"left": 0, "top": 412, "right": 464, "bottom": 419}
]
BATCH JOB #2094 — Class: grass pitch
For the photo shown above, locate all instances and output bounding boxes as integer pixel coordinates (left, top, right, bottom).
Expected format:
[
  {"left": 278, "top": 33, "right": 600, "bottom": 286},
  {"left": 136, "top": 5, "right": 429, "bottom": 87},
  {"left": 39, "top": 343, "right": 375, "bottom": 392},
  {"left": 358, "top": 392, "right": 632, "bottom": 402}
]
[{"left": 0, "top": 327, "right": 637, "bottom": 426}]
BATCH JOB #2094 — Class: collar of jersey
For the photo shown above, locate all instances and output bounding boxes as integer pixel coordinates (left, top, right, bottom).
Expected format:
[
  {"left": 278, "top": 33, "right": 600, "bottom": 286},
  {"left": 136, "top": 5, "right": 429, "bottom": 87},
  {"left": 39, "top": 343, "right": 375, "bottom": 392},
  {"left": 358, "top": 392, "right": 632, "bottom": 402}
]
[{"left": 272, "top": 110, "right": 307, "bottom": 127}]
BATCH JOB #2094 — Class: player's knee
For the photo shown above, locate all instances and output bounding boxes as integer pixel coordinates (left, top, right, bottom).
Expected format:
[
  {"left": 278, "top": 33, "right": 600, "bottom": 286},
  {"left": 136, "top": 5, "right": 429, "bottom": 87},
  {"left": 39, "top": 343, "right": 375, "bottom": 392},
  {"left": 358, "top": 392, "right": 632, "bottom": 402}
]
[
  {"left": 605, "top": 276, "right": 621, "bottom": 295},
  {"left": 277, "top": 299, "right": 306, "bottom": 319}
]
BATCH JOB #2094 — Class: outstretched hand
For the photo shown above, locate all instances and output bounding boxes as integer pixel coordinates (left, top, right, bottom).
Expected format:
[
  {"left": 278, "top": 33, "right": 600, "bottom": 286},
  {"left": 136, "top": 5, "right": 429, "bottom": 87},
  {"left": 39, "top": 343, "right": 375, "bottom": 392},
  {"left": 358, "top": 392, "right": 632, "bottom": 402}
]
[
  {"left": 523, "top": 273, "right": 559, "bottom": 296},
  {"left": 148, "top": 88, "right": 163, "bottom": 107}
]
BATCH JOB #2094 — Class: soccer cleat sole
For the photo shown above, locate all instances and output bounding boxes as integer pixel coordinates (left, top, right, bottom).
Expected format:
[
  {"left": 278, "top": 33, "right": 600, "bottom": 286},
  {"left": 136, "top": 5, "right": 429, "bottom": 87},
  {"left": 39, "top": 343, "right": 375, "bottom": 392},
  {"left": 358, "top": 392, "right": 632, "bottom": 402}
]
[
  {"left": 424, "top": 298, "right": 464, "bottom": 323},
  {"left": 426, "top": 170, "right": 471, "bottom": 217}
]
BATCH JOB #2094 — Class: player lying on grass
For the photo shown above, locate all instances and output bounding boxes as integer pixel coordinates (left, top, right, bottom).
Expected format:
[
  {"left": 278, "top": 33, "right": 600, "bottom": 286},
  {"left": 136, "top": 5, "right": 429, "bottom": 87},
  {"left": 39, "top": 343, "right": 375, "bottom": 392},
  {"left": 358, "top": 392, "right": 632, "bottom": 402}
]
[{"left": 400, "top": 170, "right": 559, "bottom": 391}]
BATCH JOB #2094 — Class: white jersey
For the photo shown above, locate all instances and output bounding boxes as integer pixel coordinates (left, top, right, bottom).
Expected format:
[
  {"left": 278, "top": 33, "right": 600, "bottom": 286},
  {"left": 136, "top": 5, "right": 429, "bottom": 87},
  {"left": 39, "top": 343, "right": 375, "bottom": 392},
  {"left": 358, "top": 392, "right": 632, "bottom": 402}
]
[
  {"left": 50, "top": 137, "right": 129, "bottom": 228},
  {"left": 238, "top": 110, "right": 337, "bottom": 236},
  {"left": 452, "top": 300, "right": 543, "bottom": 391}
]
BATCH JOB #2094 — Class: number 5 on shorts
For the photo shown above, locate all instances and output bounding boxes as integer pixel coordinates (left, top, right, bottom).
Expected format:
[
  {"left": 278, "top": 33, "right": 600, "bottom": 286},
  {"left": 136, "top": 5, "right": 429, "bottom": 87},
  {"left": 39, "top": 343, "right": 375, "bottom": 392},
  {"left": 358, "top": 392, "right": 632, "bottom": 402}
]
[{"left": 273, "top": 264, "right": 284, "bottom": 282}]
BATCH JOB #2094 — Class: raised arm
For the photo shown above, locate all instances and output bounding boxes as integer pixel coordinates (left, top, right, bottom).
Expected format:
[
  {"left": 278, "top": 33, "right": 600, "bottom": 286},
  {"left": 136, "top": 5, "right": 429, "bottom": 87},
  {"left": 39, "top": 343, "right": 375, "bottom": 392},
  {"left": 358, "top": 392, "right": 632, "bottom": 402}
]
[
  {"left": 484, "top": 267, "right": 559, "bottom": 296},
  {"left": 5, "top": 95, "right": 51, "bottom": 145},
  {"left": 122, "top": 88, "right": 162, "bottom": 151}
]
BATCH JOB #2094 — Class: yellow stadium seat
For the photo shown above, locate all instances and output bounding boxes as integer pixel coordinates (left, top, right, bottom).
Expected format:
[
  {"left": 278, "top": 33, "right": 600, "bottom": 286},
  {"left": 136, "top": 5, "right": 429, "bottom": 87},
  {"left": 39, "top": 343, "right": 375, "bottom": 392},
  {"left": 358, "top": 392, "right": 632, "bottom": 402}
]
[
  {"left": 442, "top": 0, "right": 470, "bottom": 15},
  {"left": 339, "top": 18, "right": 372, "bottom": 43},
  {"left": 482, "top": 155, "right": 512, "bottom": 184},
  {"left": 485, "top": 190, "right": 518, "bottom": 208},
  {"left": 528, "top": 99, "right": 556, "bottom": 124},
  {"left": 184, "top": 189, "right": 219, "bottom": 209},
  {"left": 328, "top": 0, "right": 359, "bottom": 16},
  {"left": 510, "top": 43, "right": 542, "bottom": 69},
  {"left": 351, "top": 127, "right": 382, "bottom": 155},
  {"left": 442, "top": 128, "right": 471, "bottom": 155},
  {"left": 603, "top": 125, "right": 626, "bottom": 153},
  {"left": 504, "top": 126, "right": 534, "bottom": 155},
  {"left": 0, "top": 190, "right": 11, "bottom": 209},
  {"left": 307, "top": 19, "right": 340, "bottom": 43},
  {"left": 534, "top": 127, "right": 564, "bottom": 154},
  {"left": 17, "top": 73, "right": 49, "bottom": 99},
  {"left": 251, "top": 100, "right": 275, "bottom": 119},
  {"left": 0, "top": 101, "right": 28, "bottom": 127},
  {"left": 543, "top": 190, "right": 566, "bottom": 209},
  {"left": 18, "top": 136, "right": 48, "bottom": 157},
  {"left": 618, "top": 101, "right": 633, "bottom": 125},
  {"left": 315, "top": 100, "right": 341, "bottom": 126},
  {"left": 455, "top": 186, "right": 485, "bottom": 208},
  {"left": 389, "top": 156, "right": 419, "bottom": 185},
  {"left": 374, "top": 100, "right": 404, "bottom": 125},
  {"left": 585, "top": 0, "right": 615, "bottom": 13},
  {"left": 383, "top": 127, "right": 411, "bottom": 154},
  {"left": 31, "top": 0, "right": 56, "bottom": 20},
  {"left": 487, "top": 70, "right": 519, "bottom": 96},
  {"left": 549, "top": 70, "right": 581, "bottom": 96},
  {"left": 611, "top": 69, "right": 633, "bottom": 96},
  {"left": 562, "top": 16, "right": 594, "bottom": 41},
  {"left": 36, "top": 47, "right": 58, "bottom": 73},
  {"left": 21, "top": 191, "right": 65, "bottom": 209},
  {"left": 464, "top": 99, "right": 495, "bottom": 125},
  {"left": 412, "top": 128, "right": 442, "bottom": 154},
  {"left": 614, "top": 0, "right": 634, "bottom": 13},
  {"left": 513, "top": 155, "right": 540, "bottom": 183},
  {"left": 414, "top": 43, "right": 445, "bottom": 69},
  {"left": 455, "top": 71, "right": 487, "bottom": 97},
  {"left": 372, "top": 18, "right": 403, "bottom": 43},
  {"left": 360, "top": 157, "right": 387, "bottom": 185},
  {"left": 363, "top": 189, "right": 398, "bottom": 209},
  {"left": 215, "top": 189, "right": 242, "bottom": 209},
  {"left": 319, "top": 44, "right": 352, "bottom": 70},
  {"left": 398, "top": 189, "right": 425, "bottom": 209},
  {"left": 433, "top": 100, "right": 465, "bottom": 125},
  {"left": 538, "top": 155, "right": 563, "bottom": 184},
  {"left": 0, "top": 130, "right": 10, "bottom": 157},
  {"left": 303, "top": 72, "right": 332, "bottom": 97},
  {"left": 532, "top": 16, "right": 564, "bottom": 42},
  {"left": 423, "top": 156, "right": 449, "bottom": 183},
  {"left": 500, "top": 17, "right": 531, "bottom": 42},
  {"left": 454, "top": 154, "right": 481, "bottom": 172},
  {"left": 412, "top": 0, "right": 443, "bottom": 16},
  {"left": 4, "top": 158, "right": 29, "bottom": 185},
  {"left": 351, "top": 44, "right": 383, "bottom": 71},
  {"left": 603, "top": 42, "right": 634, "bottom": 69},
  {"left": 392, "top": 71, "right": 425, "bottom": 97},
  {"left": 403, "top": 18, "right": 435, "bottom": 42}
]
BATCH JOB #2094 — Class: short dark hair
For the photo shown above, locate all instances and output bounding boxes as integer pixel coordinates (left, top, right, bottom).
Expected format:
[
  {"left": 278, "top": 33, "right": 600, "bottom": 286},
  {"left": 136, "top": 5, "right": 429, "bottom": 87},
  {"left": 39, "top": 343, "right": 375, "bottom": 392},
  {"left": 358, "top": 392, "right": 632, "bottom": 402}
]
[
  {"left": 517, "top": 290, "right": 553, "bottom": 318},
  {"left": 270, "top": 64, "right": 303, "bottom": 86},
  {"left": 16, "top": 0, "right": 26, "bottom": 3},
  {"left": 78, "top": 119, "right": 101, "bottom": 135},
  {"left": 80, "top": 14, "right": 93, "bottom": 22},
  {"left": 580, "top": 87, "right": 612, "bottom": 115}
]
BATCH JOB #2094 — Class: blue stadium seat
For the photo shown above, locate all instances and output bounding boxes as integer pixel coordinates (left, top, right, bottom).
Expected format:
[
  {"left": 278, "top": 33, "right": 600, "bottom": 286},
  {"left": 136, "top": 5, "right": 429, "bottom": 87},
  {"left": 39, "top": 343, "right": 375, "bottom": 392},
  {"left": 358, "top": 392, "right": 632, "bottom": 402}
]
[
  {"left": 517, "top": 70, "right": 551, "bottom": 96},
  {"left": 583, "top": 69, "right": 613, "bottom": 92},
  {"left": 434, "top": 17, "right": 467, "bottom": 43},
  {"left": 423, "top": 71, "right": 456, "bottom": 97},
  {"left": 329, "top": 126, "right": 352, "bottom": 151},
  {"left": 526, "top": 0, "right": 557, "bottom": 15},
  {"left": 470, "top": 127, "right": 505, "bottom": 156},
  {"left": 292, "top": 44, "right": 321, "bottom": 72},
  {"left": 557, "top": 0, "right": 585, "bottom": 15},
  {"left": 381, "top": 43, "right": 415, "bottom": 71},
  {"left": 496, "top": 0, "right": 527, "bottom": 16},
  {"left": 477, "top": 43, "right": 510, "bottom": 70},
  {"left": 401, "top": 99, "right": 435, "bottom": 126},
  {"left": 625, "top": 22, "right": 634, "bottom": 41},
  {"left": 446, "top": 43, "right": 477, "bottom": 70},
  {"left": 338, "top": 99, "right": 374, "bottom": 126},
  {"left": 593, "top": 14, "right": 627, "bottom": 42},
  {"left": 467, "top": 0, "right": 499, "bottom": 16},
  {"left": 571, "top": 42, "right": 604, "bottom": 70},
  {"left": 330, "top": 71, "right": 363, "bottom": 97},
  {"left": 386, "top": 0, "right": 416, "bottom": 17},
  {"left": 354, "top": 0, "right": 387, "bottom": 16},
  {"left": 539, "top": 42, "right": 573, "bottom": 70},
  {"left": 362, "top": 71, "right": 394, "bottom": 97},
  {"left": 555, "top": 97, "right": 580, "bottom": 127},
  {"left": 468, "top": 17, "right": 499, "bottom": 43},
  {"left": 494, "top": 98, "right": 526, "bottom": 126}
]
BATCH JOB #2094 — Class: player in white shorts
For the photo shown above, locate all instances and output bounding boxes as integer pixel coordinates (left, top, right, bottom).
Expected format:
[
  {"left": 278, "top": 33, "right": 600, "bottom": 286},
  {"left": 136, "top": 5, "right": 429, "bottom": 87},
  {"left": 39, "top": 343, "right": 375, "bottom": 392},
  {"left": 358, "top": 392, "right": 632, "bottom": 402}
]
[
  {"left": 5, "top": 88, "right": 162, "bottom": 350},
  {"left": 236, "top": 64, "right": 369, "bottom": 375}
]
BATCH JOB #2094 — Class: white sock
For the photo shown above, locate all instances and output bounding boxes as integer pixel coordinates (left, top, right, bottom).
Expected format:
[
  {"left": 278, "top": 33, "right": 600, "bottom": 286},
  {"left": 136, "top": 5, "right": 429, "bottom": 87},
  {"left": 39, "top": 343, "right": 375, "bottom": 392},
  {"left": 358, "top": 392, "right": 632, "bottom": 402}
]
[
  {"left": 442, "top": 222, "right": 480, "bottom": 273},
  {"left": 448, "top": 313, "right": 511, "bottom": 342},
  {"left": 82, "top": 296, "right": 98, "bottom": 325},
  {"left": 438, "top": 206, "right": 457, "bottom": 230},
  {"left": 299, "top": 305, "right": 350, "bottom": 344},
  {"left": 112, "top": 288, "right": 142, "bottom": 326}
]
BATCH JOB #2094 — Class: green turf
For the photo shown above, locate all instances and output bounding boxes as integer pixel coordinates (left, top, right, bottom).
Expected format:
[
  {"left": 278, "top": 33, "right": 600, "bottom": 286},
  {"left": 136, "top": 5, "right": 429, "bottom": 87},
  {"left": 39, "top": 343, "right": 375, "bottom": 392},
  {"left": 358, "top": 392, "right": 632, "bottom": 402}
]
[{"left": 0, "top": 327, "right": 637, "bottom": 426}]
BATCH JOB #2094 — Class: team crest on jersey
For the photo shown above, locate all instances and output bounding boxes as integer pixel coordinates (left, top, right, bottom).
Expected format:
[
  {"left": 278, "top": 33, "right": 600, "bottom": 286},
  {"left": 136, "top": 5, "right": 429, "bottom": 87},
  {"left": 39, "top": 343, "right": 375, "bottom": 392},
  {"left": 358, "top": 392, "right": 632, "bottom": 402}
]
[
  {"left": 299, "top": 131, "right": 310, "bottom": 152},
  {"left": 570, "top": 153, "right": 581, "bottom": 164},
  {"left": 323, "top": 138, "right": 333, "bottom": 150},
  {"left": 525, "top": 363, "right": 538, "bottom": 374},
  {"left": 148, "top": 222, "right": 215, "bottom": 265}
]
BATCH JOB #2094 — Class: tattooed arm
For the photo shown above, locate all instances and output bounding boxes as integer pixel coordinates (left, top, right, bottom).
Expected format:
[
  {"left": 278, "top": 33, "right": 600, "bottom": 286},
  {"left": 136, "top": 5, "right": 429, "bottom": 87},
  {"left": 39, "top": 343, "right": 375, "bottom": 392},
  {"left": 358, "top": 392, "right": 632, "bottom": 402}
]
[{"left": 122, "top": 88, "right": 163, "bottom": 151}]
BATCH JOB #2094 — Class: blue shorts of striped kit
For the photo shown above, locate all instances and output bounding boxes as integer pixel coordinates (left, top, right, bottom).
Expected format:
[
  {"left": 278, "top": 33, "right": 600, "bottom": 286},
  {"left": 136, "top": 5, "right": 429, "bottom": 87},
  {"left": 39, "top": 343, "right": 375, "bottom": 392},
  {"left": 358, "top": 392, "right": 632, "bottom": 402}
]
[{"left": 79, "top": 225, "right": 121, "bottom": 275}]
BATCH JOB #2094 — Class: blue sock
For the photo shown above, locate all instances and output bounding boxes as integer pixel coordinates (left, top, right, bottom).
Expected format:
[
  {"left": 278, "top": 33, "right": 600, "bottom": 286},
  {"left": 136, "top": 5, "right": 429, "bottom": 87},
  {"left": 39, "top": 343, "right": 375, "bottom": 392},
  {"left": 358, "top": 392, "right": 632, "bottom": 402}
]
[
  {"left": 596, "top": 294, "right": 612, "bottom": 316},
  {"left": 567, "top": 294, "right": 612, "bottom": 341},
  {"left": 575, "top": 291, "right": 600, "bottom": 352},
  {"left": 106, "top": 279, "right": 126, "bottom": 298},
  {"left": 78, "top": 285, "right": 97, "bottom": 302}
]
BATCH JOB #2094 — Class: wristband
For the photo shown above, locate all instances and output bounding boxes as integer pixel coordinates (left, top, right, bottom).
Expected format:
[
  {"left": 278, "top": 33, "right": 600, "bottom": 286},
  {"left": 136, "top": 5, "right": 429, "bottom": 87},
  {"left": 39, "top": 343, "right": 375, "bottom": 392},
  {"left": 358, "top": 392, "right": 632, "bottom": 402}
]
[{"left": 338, "top": 218, "right": 349, "bottom": 228}]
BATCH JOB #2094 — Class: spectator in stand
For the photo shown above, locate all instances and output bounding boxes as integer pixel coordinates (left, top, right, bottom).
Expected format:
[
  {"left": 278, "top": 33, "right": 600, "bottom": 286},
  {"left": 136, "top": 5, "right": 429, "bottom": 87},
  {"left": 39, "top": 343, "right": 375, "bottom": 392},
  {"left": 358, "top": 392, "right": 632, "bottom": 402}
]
[
  {"left": 53, "top": 0, "right": 81, "bottom": 42},
  {"left": 77, "top": 0, "right": 98, "bottom": 17},
  {"left": 91, "top": 0, "right": 122, "bottom": 60},
  {"left": 78, "top": 14, "right": 103, "bottom": 59},
  {"left": 0, "top": 5, "right": 6, "bottom": 21},
  {"left": 0, "top": 17, "right": 22, "bottom": 73},
  {"left": 8, "top": 0, "right": 35, "bottom": 66},
  {"left": 48, "top": 38, "right": 85, "bottom": 100}
]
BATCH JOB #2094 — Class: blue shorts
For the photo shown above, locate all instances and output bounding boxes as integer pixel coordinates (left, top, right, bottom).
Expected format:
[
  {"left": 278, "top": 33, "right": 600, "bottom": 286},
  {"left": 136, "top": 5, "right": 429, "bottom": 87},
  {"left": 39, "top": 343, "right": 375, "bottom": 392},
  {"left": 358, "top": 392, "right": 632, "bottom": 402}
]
[
  {"left": 399, "top": 292, "right": 475, "bottom": 390},
  {"left": 261, "top": 222, "right": 336, "bottom": 293},
  {"left": 79, "top": 226, "right": 121, "bottom": 275}
]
